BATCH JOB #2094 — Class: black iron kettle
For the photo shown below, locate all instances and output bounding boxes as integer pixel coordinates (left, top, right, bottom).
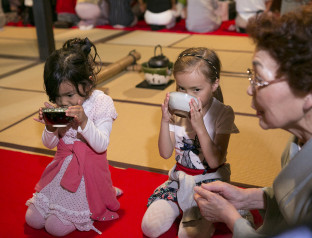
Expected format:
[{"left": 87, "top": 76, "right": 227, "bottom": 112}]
[{"left": 148, "top": 45, "right": 170, "bottom": 68}]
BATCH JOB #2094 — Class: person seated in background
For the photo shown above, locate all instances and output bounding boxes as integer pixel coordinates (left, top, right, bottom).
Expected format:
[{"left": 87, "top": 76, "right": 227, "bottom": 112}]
[
  {"left": 107, "top": 0, "right": 139, "bottom": 29},
  {"left": 280, "top": 0, "right": 311, "bottom": 15},
  {"left": 131, "top": 0, "right": 146, "bottom": 21},
  {"left": 75, "top": 0, "right": 109, "bottom": 30},
  {"left": 0, "top": 0, "right": 5, "bottom": 29},
  {"left": 54, "top": 0, "right": 79, "bottom": 28},
  {"left": 142, "top": 0, "right": 176, "bottom": 31},
  {"left": 194, "top": 5, "right": 312, "bottom": 237},
  {"left": 234, "top": 0, "right": 272, "bottom": 33},
  {"left": 175, "top": 0, "right": 186, "bottom": 20},
  {"left": 185, "top": 0, "right": 222, "bottom": 33}
]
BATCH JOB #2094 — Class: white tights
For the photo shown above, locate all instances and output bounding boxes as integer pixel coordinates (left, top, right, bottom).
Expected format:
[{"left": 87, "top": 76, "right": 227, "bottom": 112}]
[
  {"left": 25, "top": 204, "right": 76, "bottom": 237},
  {"left": 141, "top": 199, "right": 180, "bottom": 238},
  {"left": 141, "top": 199, "right": 215, "bottom": 238}
]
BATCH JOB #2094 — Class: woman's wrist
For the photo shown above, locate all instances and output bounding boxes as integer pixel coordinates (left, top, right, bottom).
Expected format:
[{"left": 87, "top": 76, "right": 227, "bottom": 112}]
[
  {"left": 223, "top": 208, "right": 242, "bottom": 232},
  {"left": 243, "top": 188, "right": 265, "bottom": 210}
]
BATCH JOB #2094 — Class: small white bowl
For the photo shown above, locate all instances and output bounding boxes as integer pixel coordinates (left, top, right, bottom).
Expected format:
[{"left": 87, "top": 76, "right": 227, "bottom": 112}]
[{"left": 168, "top": 92, "right": 198, "bottom": 117}]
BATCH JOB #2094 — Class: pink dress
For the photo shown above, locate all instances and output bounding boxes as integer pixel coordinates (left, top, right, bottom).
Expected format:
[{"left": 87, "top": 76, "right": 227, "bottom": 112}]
[{"left": 26, "top": 90, "right": 118, "bottom": 234}]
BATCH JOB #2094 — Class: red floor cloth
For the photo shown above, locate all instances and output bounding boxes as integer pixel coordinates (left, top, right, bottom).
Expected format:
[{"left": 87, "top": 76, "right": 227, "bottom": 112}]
[
  {"left": 96, "top": 19, "right": 247, "bottom": 37},
  {"left": 6, "top": 19, "right": 247, "bottom": 37},
  {"left": 0, "top": 149, "right": 261, "bottom": 238}
]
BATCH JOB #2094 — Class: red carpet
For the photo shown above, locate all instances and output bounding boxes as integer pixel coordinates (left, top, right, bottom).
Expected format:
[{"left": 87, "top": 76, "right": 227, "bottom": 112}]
[
  {"left": 0, "top": 149, "right": 261, "bottom": 238},
  {"left": 6, "top": 19, "right": 247, "bottom": 37},
  {"left": 96, "top": 19, "right": 247, "bottom": 37}
]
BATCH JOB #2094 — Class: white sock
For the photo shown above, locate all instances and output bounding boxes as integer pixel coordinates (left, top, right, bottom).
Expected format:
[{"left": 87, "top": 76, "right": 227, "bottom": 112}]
[
  {"left": 141, "top": 199, "right": 180, "bottom": 238},
  {"left": 114, "top": 187, "right": 123, "bottom": 196},
  {"left": 25, "top": 204, "right": 45, "bottom": 229}
]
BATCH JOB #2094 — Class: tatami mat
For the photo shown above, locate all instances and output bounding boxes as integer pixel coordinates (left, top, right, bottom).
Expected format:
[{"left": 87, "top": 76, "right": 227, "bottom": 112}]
[
  {"left": 0, "top": 89, "right": 46, "bottom": 131},
  {"left": 0, "top": 58, "right": 38, "bottom": 76},
  {"left": 106, "top": 30, "right": 190, "bottom": 47},
  {"left": 94, "top": 43, "right": 183, "bottom": 64},
  {"left": 216, "top": 51, "right": 253, "bottom": 73},
  {"left": 94, "top": 43, "right": 253, "bottom": 74},
  {"left": 228, "top": 117, "right": 290, "bottom": 187},
  {"left": 173, "top": 34, "right": 255, "bottom": 52},
  {"left": 0, "top": 27, "right": 125, "bottom": 58},
  {"left": 0, "top": 26, "right": 39, "bottom": 40},
  {"left": 0, "top": 63, "right": 45, "bottom": 91},
  {"left": 54, "top": 28, "right": 124, "bottom": 44},
  {"left": 220, "top": 75, "right": 255, "bottom": 114},
  {"left": 0, "top": 25, "right": 290, "bottom": 188},
  {"left": 0, "top": 26, "right": 69, "bottom": 40},
  {"left": 0, "top": 38, "right": 39, "bottom": 57},
  {"left": 109, "top": 102, "right": 176, "bottom": 171},
  {"left": 0, "top": 112, "right": 46, "bottom": 149},
  {"left": 99, "top": 71, "right": 174, "bottom": 104}
]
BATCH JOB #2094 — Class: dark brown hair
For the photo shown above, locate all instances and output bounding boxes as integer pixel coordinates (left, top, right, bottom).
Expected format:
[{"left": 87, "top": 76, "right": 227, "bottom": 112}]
[
  {"left": 44, "top": 38, "right": 100, "bottom": 103},
  {"left": 246, "top": 5, "right": 312, "bottom": 93}
]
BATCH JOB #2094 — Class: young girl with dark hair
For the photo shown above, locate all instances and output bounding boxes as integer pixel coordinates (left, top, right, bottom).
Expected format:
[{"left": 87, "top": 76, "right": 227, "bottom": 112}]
[{"left": 25, "top": 37, "right": 121, "bottom": 236}]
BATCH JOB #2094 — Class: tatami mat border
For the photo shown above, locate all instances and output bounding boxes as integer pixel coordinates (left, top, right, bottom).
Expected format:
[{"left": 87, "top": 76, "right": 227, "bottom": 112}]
[
  {"left": 0, "top": 111, "right": 38, "bottom": 133},
  {"left": 0, "top": 61, "right": 41, "bottom": 80},
  {"left": 0, "top": 86, "right": 44, "bottom": 93},
  {"left": 0, "top": 54, "right": 39, "bottom": 61},
  {"left": 93, "top": 31, "right": 131, "bottom": 44}
]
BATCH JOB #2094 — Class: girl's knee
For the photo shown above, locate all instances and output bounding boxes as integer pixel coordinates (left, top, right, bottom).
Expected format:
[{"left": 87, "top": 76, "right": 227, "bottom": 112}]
[
  {"left": 25, "top": 204, "right": 45, "bottom": 229},
  {"left": 45, "top": 215, "right": 76, "bottom": 237}
]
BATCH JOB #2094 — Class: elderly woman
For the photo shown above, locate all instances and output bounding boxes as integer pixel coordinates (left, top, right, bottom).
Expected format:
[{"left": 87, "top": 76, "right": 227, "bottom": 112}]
[{"left": 194, "top": 5, "right": 312, "bottom": 238}]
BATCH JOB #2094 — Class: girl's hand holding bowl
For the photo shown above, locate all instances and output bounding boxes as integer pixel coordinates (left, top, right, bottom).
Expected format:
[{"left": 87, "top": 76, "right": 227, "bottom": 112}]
[
  {"left": 168, "top": 92, "right": 198, "bottom": 118},
  {"left": 33, "top": 102, "right": 54, "bottom": 124},
  {"left": 66, "top": 100, "right": 88, "bottom": 129}
]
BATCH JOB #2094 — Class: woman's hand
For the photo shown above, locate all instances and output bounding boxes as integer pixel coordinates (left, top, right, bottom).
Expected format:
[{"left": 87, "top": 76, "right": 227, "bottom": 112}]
[
  {"left": 66, "top": 100, "right": 88, "bottom": 129},
  {"left": 197, "top": 181, "right": 247, "bottom": 209},
  {"left": 161, "top": 93, "right": 172, "bottom": 123},
  {"left": 194, "top": 181, "right": 243, "bottom": 231}
]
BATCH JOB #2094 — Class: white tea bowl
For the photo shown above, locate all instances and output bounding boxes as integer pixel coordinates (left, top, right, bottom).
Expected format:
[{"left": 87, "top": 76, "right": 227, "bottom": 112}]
[{"left": 168, "top": 92, "right": 198, "bottom": 117}]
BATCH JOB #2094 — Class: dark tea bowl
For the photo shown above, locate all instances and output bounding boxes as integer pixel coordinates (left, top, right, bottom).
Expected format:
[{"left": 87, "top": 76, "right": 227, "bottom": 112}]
[{"left": 42, "top": 107, "right": 74, "bottom": 127}]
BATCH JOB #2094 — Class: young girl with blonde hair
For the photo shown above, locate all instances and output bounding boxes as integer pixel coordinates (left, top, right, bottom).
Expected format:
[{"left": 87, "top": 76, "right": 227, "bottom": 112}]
[{"left": 141, "top": 47, "right": 239, "bottom": 237}]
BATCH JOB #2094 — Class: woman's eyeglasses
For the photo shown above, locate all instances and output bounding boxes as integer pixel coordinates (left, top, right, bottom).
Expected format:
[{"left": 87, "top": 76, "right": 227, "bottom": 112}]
[
  {"left": 247, "top": 68, "right": 269, "bottom": 87},
  {"left": 247, "top": 68, "right": 283, "bottom": 88}
]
